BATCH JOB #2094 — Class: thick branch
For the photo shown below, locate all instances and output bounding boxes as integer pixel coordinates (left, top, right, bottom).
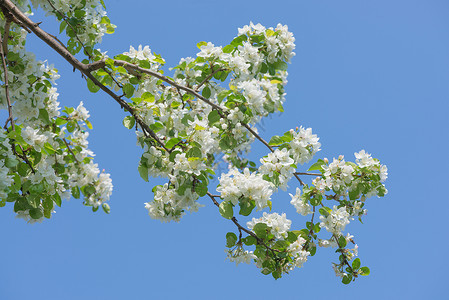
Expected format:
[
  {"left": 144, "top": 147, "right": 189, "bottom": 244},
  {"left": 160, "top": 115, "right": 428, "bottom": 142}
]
[
  {"left": 88, "top": 59, "right": 274, "bottom": 152},
  {"left": 88, "top": 59, "right": 223, "bottom": 112}
]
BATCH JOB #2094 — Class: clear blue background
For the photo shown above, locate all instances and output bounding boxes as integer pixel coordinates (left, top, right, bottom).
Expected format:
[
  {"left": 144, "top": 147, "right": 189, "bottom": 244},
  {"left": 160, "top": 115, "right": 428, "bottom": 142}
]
[{"left": 1, "top": 0, "right": 448, "bottom": 299}]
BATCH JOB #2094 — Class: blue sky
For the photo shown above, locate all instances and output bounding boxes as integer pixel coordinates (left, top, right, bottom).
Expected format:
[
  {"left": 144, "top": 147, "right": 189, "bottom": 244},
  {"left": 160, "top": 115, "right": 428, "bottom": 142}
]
[{"left": 1, "top": 0, "right": 448, "bottom": 299}]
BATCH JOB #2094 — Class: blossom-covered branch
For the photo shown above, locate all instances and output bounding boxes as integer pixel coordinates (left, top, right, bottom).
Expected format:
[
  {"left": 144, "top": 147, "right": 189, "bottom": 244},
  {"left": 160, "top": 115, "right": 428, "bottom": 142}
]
[{"left": 0, "top": 0, "right": 388, "bottom": 284}]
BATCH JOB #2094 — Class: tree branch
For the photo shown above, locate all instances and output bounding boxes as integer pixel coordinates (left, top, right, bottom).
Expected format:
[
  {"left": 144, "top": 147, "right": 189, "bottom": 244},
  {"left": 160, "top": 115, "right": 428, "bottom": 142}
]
[
  {"left": 194, "top": 65, "right": 226, "bottom": 92},
  {"left": 294, "top": 172, "right": 322, "bottom": 177},
  {"left": 87, "top": 59, "right": 274, "bottom": 152},
  {"left": 62, "top": 138, "right": 79, "bottom": 163},
  {"left": 0, "top": 28, "right": 13, "bottom": 130}
]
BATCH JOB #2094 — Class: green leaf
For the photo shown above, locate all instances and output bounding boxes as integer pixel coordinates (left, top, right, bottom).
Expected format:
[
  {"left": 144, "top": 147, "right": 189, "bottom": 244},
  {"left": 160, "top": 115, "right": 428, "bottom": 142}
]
[
  {"left": 197, "top": 41, "right": 207, "bottom": 49},
  {"left": 122, "top": 116, "right": 135, "bottom": 129},
  {"left": 286, "top": 231, "right": 298, "bottom": 243},
  {"left": 55, "top": 117, "right": 67, "bottom": 125},
  {"left": 219, "top": 201, "right": 233, "bottom": 219},
  {"left": 338, "top": 235, "right": 347, "bottom": 248},
  {"left": 253, "top": 223, "right": 268, "bottom": 239},
  {"left": 342, "top": 274, "right": 352, "bottom": 284},
  {"left": 165, "top": 137, "right": 182, "bottom": 149},
  {"left": 102, "top": 203, "right": 110, "bottom": 214},
  {"left": 352, "top": 258, "right": 361, "bottom": 270},
  {"left": 267, "top": 200, "right": 272, "bottom": 211},
  {"left": 309, "top": 243, "right": 317, "bottom": 256},
  {"left": 268, "top": 135, "right": 283, "bottom": 146},
  {"left": 138, "top": 164, "right": 149, "bottom": 182},
  {"left": 17, "top": 162, "right": 30, "bottom": 177},
  {"left": 308, "top": 159, "right": 325, "bottom": 171},
  {"left": 194, "top": 124, "right": 206, "bottom": 131},
  {"left": 239, "top": 200, "right": 255, "bottom": 216},
  {"left": 217, "top": 90, "right": 230, "bottom": 103},
  {"left": 242, "top": 236, "right": 256, "bottom": 246},
  {"left": 319, "top": 207, "right": 330, "bottom": 217},
  {"left": 29, "top": 208, "right": 43, "bottom": 219},
  {"left": 43, "top": 142, "right": 56, "bottom": 155},
  {"left": 273, "top": 60, "right": 288, "bottom": 71},
  {"left": 5, "top": 157, "right": 19, "bottom": 168},
  {"left": 208, "top": 110, "right": 221, "bottom": 125},
  {"left": 38, "top": 109, "right": 51, "bottom": 125},
  {"left": 123, "top": 83, "right": 135, "bottom": 98},
  {"left": 85, "top": 120, "right": 93, "bottom": 129},
  {"left": 202, "top": 86, "right": 211, "bottom": 99},
  {"left": 86, "top": 78, "right": 100, "bottom": 93},
  {"left": 309, "top": 194, "right": 322, "bottom": 206},
  {"left": 194, "top": 183, "right": 208, "bottom": 197},
  {"left": 360, "top": 266, "right": 370, "bottom": 276},
  {"left": 219, "top": 135, "right": 236, "bottom": 151},
  {"left": 71, "top": 186, "right": 80, "bottom": 199},
  {"left": 187, "top": 147, "right": 202, "bottom": 158},
  {"left": 150, "top": 122, "right": 164, "bottom": 132},
  {"left": 67, "top": 121, "right": 76, "bottom": 132},
  {"left": 226, "top": 232, "right": 238, "bottom": 248},
  {"left": 222, "top": 45, "right": 234, "bottom": 53},
  {"left": 53, "top": 193, "right": 62, "bottom": 207},
  {"left": 349, "top": 188, "right": 360, "bottom": 200},
  {"left": 59, "top": 21, "right": 67, "bottom": 33},
  {"left": 142, "top": 92, "right": 155, "bottom": 103}
]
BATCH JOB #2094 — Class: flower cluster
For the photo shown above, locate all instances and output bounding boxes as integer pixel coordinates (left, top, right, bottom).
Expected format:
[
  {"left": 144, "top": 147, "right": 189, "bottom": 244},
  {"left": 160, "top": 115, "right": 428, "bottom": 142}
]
[
  {"left": 289, "top": 187, "right": 312, "bottom": 216},
  {"left": 259, "top": 148, "right": 295, "bottom": 191},
  {"left": 144, "top": 183, "right": 202, "bottom": 223},
  {"left": 225, "top": 212, "right": 312, "bottom": 277},
  {"left": 217, "top": 168, "right": 273, "bottom": 210},
  {"left": 247, "top": 212, "right": 292, "bottom": 239},
  {"left": 30, "top": 0, "right": 115, "bottom": 52},
  {"left": 289, "top": 127, "right": 321, "bottom": 165},
  {"left": 319, "top": 205, "right": 350, "bottom": 234},
  {"left": 0, "top": 7, "right": 112, "bottom": 222}
]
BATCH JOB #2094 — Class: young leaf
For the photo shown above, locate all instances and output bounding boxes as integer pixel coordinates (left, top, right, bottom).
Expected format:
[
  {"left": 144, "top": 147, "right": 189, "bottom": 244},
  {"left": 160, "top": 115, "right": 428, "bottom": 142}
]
[
  {"left": 352, "top": 258, "right": 361, "bottom": 270},
  {"left": 87, "top": 78, "right": 100, "bottom": 93},
  {"left": 307, "top": 159, "right": 325, "bottom": 171},
  {"left": 226, "top": 232, "right": 238, "bottom": 248},
  {"left": 138, "top": 164, "right": 149, "bottom": 182},
  {"left": 202, "top": 86, "right": 211, "bottom": 99},
  {"left": 123, "top": 116, "right": 135, "bottom": 129},
  {"left": 219, "top": 201, "right": 233, "bottom": 219}
]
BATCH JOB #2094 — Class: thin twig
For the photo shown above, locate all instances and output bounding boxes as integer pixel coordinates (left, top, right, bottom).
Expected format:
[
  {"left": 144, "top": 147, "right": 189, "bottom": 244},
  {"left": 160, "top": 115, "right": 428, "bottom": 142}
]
[
  {"left": 294, "top": 172, "right": 322, "bottom": 177},
  {"left": 207, "top": 192, "right": 280, "bottom": 255},
  {"left": 194, "top": 66, "right": 226, "bottom": 92},
  {"left": 0, "top": 29, "right": 13, "bottom": 130},
  {"left": 0, "top": 24, "right": 35, "bottom": 173},
  {"left": 293, "top": 173, "right": 304, "bottom": 186},
  {"left": 62, "top": 138, "right": 79, "bottom": 163}
]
